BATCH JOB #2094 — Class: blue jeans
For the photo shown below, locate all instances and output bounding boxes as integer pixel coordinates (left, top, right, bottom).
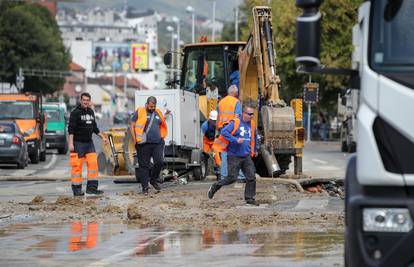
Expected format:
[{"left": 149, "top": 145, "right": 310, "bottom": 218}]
[{"left": 220, "top": 151, "right": 246, "bottom": 180}]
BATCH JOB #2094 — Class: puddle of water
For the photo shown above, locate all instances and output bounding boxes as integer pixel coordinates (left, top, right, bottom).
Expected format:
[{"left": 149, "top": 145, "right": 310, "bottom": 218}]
[{"left": 0, "top": 222, "right": 344, "bottom": 266}]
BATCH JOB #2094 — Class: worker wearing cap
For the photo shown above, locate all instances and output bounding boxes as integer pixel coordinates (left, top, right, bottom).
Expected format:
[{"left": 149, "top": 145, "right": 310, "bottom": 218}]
[{"left": 201, "top": 110, "right": 220, "bottom": 180}]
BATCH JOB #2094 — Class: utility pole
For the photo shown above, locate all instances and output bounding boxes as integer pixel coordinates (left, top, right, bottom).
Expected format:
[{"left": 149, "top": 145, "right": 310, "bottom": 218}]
[
  {"left": 235, "top": 1, "right": 239, "bottom": 41},
  {"left": 212, "top": 0, "right": 216, "bottom": 41}
]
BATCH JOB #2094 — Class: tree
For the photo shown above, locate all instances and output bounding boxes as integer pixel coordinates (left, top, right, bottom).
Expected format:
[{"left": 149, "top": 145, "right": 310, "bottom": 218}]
[
  {"left": 0, "top": 1, "right": 71, "bottom": 95},
  {"left": 239, "top": 0, "right": 362, "bottom": 112}
]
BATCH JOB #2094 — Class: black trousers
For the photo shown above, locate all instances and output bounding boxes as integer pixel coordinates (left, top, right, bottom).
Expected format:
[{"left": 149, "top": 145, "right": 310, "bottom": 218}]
[
  {"left": 215, "top": 155, "right": 256, "bottom": 201},
  {"left": 135, "top": 140, "right": 164, "bottom": 190}
]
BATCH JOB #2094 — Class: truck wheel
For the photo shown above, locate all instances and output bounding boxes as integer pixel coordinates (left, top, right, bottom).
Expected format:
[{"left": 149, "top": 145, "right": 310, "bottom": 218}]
[
  {"left": 348, "top": 142, "right": 356, "bottom": 153},
  {"left": 192, "top": 167, "right": 203, "bottom": 180},
  {"left": 30, "top": 146, "right": 40, "bottom": 164},
  {"left": 58, "top": 146, "right": 68, "bottom": 155},
  {"left": 40, "top": 148, "right": 46, "bottom": 162},
  {"left": 123, "top": 130, "right": 136, "bottom": 175},
  {"left": 341, "top": 141, "right": 348, "bottom": 152}
]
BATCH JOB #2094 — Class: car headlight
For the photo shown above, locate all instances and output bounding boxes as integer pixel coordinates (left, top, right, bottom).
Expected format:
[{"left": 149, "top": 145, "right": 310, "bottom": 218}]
[
  {"left": 55, "top": 130, "right": 65, "bottom": 135},
  {"left": 363, "top": 208, "right": 413, "bottom": 232}
]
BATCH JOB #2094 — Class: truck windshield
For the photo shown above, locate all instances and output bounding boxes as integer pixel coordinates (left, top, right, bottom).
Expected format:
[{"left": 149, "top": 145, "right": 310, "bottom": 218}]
[
  {"left": 182, "top": 46, "right": 226, "bottom": 96},
  {"left": 371, "top": 0, "right": 414, "bottom": 72},
  {"left": 0, "top": 101, "right": 35, "bottom": 119},
  {"left": 46, "top": 110, "right": 60, "bottom": 122}
]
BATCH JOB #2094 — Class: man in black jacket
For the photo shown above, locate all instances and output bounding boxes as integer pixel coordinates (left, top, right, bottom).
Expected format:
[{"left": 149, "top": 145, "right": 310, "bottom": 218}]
[{"left": 68, "top": 92, "right": 108, "bottom": 196}]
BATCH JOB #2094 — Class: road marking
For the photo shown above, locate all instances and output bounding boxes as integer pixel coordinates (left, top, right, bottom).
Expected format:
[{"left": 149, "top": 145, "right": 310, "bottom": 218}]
[
  {"left": 43, "top": 154, "right": 57, "bottom": 169},
  {"left": 294, "top": 198, "right": 329, "bottom": 210},
  {"left": 312, "top": 159, "right": 328, "bottom": 164},
  {"left": 317, "top": 165, "right": 341, "bottom": 171},
  {"left": 87, "top": 231, "right": 177, "bottom": 267}
]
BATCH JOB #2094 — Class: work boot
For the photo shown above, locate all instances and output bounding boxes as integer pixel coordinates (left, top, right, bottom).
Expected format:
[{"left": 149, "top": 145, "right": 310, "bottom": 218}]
[
  {"left": 208, "top": 183, "right": 220, "bottom": 199},
  {"left": 86, "top": 180, "right": 104, "bottom": 195},
  {"left": 245, "top": 199, "right": 259, "bottom": 206},
  {"left": 150, "top": 181, "right": 161, "bottom": 193},
  {"left": 142, "top": 186, "right": 149, "bottom": 195},
  {"left": 72, "top": 184, "right": 84, "bottom": 197}
]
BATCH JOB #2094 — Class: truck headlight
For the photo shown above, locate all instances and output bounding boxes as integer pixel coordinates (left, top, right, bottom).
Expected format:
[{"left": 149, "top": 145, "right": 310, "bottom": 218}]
[{"left": 363, "top": 208, "right": 413, "bottom": 232}]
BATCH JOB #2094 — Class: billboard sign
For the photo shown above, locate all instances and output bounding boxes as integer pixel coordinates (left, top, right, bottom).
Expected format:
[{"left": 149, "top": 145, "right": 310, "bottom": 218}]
[
  {"left": 92, "top": 42, "right": 131, "bottom": 72},
  {"left": 132, "top": 43, "right": 149, "bottom": 70}
]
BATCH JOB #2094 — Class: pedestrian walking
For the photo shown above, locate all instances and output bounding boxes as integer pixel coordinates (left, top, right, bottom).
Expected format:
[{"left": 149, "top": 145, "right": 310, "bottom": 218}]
[
  {"left": 68, "top": 92, "right": 108, "bottom": 197},
  {"left": 130, "top": 96, "right": 169, "bottom": 195},
  {"left": 201, "top": 110, "right": 220, "bottom": 180},
  {"left": 208, "top": 101, "right": 258, "bottom": 205}
]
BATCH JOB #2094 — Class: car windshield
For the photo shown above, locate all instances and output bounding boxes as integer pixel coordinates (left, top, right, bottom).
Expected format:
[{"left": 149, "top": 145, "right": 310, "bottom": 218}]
[
  {"left": 371, "top": 0, "right": 414, "bottom": 71},
  {"left": 0, "top": 124, "right": 15, "bottom": 134},
  {"left": 46, "top": 110, "right": 61, "bottom": 122},
  {"left": 0, "top": 101, "right": 35, "bottom": 119}
]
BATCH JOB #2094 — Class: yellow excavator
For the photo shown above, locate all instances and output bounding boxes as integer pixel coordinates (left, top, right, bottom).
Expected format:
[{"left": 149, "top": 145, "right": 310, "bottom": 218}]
[{"left": 99, "top": 6, "right": 304, "bottom": 178}]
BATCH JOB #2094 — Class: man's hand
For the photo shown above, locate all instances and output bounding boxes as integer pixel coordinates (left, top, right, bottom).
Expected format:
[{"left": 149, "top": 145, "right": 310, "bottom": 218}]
[
  {"left": 165, "top": 109, "right": 171, "bottom": 116},
  {"left": 69, "top": 143, "right": 74, "bottom": 152},
  {"left": 103, "top": 137, "right": 109, "bottom": 145},
  {"left": 237, "top": 138, "right": 244, "bottom": 144}
]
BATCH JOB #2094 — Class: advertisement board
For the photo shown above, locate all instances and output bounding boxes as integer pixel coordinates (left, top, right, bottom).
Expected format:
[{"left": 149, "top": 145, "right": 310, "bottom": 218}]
[
  {"left": 132, "top": 43, "right": 149, "bottom": 70},
  {"left": 92, "top": 42, "right": 131, "bottom": 72}
]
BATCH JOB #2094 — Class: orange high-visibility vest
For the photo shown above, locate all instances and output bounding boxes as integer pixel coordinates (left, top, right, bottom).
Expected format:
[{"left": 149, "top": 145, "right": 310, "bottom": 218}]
[
  {"left": 134, "top": 107, "right": 167, "bottom": 143},
  {"left": 213, "top": 118, "right": 256, "bottom": 165},
  {"left": 217, "top": 96, "right": 240, "bottom": 129}
]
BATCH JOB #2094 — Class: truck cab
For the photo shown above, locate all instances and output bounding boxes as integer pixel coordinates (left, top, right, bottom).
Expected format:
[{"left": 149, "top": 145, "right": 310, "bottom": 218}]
[
  {"left": 43, "top": 103, "right": 68, "bottom": 154},
  {"left": 296, "top": 0, "right": 414, "bottom": 266},
  {"left": 0, "top": 93, "right": 46, "bottom": 163}
]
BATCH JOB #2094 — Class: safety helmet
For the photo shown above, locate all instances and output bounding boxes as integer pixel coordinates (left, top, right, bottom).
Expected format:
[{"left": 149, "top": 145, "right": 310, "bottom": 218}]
[{"left": 209, "top": 110, "right": 218, "bottom": 121}]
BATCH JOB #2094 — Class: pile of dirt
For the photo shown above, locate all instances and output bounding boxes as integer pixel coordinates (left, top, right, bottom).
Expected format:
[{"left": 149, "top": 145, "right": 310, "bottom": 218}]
[
  {"left": 101, "top": 205, "right": 123, "bottom": 214},
  {"left": 30, "top": 196, "right": 44, "bottom": 204},
  {"left": 55, "top": 196, "right": 84, "bottom": 206},
  {"left": 127, "top": 204, "right": 143, "bottom": 220}
]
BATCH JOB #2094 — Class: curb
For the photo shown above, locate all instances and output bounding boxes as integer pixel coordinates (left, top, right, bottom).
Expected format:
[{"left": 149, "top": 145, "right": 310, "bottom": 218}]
[{"left": 0, "top": 175, "right": 134, "bottom": 182}]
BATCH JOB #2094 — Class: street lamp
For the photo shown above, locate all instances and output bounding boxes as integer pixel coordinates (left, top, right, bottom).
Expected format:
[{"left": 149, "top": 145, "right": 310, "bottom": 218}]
[
  {"left": 166, "top": 25, "right": 175, "bottom": 80},
  {"left": 172, "top": 16, "right": 181, "bottom": 72},
  {"left": 186, "top": 6, "right": 195, "bottom": 43}
]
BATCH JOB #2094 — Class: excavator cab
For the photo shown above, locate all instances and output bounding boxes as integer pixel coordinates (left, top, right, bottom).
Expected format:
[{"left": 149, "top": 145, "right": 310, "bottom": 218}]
[{"left": 180, "top": 42, "right": 245, "bottom": 120}]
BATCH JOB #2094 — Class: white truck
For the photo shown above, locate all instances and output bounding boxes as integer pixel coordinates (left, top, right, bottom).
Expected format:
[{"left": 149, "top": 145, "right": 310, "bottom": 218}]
[
  {"left": 296, "top": 0, "right": 414, "bottom": 266},
  {"left": 134, "top": 89, "right": 204, "bottom": 180}
]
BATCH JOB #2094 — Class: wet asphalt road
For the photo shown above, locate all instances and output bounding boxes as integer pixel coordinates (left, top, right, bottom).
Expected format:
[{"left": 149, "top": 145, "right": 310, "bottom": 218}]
[{"left": 0, "top": 119, "right": 348, "bottom": 266}]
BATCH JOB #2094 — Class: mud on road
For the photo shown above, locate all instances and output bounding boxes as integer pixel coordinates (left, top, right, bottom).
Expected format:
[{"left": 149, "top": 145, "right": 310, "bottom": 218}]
[{"left": 0, "top": 179, "right": 344, "bottom": 232}]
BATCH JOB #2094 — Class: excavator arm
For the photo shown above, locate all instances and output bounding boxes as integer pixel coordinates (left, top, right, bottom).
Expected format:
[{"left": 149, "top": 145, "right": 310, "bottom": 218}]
[{"left": 238, "top": 6, "right": 304, "bottom": 177}]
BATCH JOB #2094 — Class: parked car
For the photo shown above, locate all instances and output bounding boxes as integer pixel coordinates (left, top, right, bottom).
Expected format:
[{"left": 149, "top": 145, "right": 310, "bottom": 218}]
[
  {"left": 43, "top": 103, "right": 68, "bottom": 154},
  {"left": 0, "top": 121, "right": 29, "bottom": 168},
  {"left": 113, "top": 112, "right": 130, "bottom": 125}
]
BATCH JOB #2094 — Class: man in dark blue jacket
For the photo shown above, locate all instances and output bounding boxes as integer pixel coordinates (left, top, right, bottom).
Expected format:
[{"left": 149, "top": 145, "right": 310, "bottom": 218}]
[{"left": 208, "top": 102, "right": 258, "bottom": 206}]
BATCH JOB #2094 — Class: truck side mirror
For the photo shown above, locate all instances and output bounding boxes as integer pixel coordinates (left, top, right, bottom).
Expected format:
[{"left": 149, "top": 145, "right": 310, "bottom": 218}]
[
  {"left": 295, "top": 0, "right": 323, "bottom": 67},
  {"left": 163, "top": 52, "right": 172, "bottom": 66}
]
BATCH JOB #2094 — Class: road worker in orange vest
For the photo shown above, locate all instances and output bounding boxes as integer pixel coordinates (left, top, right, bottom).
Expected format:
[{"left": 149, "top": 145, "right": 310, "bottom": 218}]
[
  {"left": 129, "top": 96, "right": 169, "bottom": 195},
  {"left": 201, "top": 110, "right": 220, "bottom": 180},
  {"left": 68, "top": 92, "right": 108, "bottom": 197},
  {"left": 216, "top": 85, "right": 243, "bottom": 181},
  {"left": 209, "top": 101, "right": 259, "bottom": 206}
]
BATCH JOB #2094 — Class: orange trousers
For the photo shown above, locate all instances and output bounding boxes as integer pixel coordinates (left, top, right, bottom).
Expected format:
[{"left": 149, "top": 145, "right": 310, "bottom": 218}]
[{"left": 70, "top": 152, "right": 98, "bottom": 185}]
